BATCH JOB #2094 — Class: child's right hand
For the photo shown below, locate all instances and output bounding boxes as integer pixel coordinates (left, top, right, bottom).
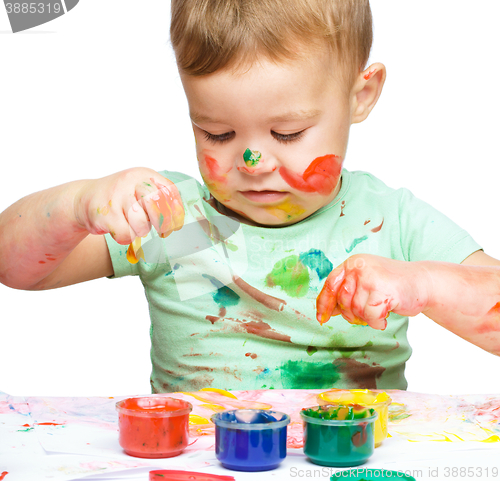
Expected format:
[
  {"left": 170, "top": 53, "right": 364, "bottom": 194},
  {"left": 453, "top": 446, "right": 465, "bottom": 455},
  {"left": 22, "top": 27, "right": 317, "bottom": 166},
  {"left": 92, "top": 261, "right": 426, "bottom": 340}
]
[{"left": 74, "top": 167, "right": 185, "bottom": 246}]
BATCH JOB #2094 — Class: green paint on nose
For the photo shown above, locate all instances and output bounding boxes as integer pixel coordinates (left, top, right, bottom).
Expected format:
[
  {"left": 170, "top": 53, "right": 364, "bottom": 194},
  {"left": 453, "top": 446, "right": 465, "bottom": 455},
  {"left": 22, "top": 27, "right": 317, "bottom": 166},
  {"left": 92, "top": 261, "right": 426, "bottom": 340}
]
[{"left": 243, "top": 148, "right": 262, "bottom": 166}]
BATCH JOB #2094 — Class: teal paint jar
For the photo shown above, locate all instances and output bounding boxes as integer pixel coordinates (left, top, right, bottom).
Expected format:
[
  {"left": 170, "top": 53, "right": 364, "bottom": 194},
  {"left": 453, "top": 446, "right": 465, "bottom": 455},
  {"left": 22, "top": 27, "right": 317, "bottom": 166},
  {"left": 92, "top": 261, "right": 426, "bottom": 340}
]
[{"left": 300, "top": 405, "right": 378, "bottom": 467}]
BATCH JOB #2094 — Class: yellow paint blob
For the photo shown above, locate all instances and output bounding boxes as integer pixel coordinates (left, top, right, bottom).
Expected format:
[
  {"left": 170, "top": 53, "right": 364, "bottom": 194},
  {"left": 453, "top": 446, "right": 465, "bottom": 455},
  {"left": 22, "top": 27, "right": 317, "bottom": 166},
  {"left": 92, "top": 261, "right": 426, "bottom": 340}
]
[
  {"left": 126, "top": 237, "right": 145, "bottom": 264},
  {"left": 199, "top": 388, "right": 238, "bottom": 399},
  {"left": 199, "top": 403, "right": 228, "bottom": 412},
  {"left": 189, "top": 414, "right": 210, "bottom": 425},
  {"left": 264, "top": 200, "right": 306, "bottom": 221}
]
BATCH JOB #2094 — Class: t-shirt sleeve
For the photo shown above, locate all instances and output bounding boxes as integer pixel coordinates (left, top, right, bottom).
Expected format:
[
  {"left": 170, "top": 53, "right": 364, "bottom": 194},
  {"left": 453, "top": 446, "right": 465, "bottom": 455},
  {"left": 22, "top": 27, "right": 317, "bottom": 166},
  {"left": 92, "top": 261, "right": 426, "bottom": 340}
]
[
  {"left": 104, "top": 234, "right": 140, "bottom": 279},
  {"left": 398, "top": 188, "right": 482, "bottom": 263}
]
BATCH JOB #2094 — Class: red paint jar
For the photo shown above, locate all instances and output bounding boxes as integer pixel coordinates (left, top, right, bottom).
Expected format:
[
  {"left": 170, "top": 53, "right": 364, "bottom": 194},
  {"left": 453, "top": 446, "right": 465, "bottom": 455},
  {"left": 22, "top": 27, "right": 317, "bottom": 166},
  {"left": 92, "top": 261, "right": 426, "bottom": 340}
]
[{"left": 116, "top": 396, "right": 192, "bottom": 458}]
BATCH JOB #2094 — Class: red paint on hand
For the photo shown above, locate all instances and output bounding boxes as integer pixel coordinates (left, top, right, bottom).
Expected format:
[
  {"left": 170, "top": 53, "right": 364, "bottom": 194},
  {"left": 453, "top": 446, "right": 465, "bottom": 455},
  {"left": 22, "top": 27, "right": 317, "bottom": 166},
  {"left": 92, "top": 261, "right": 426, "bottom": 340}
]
[{"left": 279, "top": 155, "right": 342, "bottom": 196}]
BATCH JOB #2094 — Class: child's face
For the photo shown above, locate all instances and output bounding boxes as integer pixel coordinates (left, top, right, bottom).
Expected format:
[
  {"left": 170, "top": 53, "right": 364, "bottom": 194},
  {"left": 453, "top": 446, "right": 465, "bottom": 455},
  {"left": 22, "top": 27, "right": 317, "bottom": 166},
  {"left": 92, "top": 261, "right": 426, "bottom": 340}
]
[{"left": 181, "top": 52, "right": 357, "bottom": 227}]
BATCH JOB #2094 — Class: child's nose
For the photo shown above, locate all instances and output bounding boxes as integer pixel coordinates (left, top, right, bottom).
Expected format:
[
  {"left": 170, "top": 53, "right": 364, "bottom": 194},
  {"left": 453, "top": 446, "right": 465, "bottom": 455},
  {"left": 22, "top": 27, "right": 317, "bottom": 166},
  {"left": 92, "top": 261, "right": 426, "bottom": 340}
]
[{"left": 236, "top": 148, "right": 277, "bottom": 175}]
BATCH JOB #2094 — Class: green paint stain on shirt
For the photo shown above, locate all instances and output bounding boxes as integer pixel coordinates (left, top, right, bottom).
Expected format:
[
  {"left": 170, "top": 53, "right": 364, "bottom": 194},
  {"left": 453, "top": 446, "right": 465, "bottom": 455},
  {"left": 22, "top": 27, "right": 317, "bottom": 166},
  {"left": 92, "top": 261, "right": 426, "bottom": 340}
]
[
  {"left": 307, "top": 346, "right": 318, "bottom": 356},
  {"left": 243, "top": 148, "right": 262, "bottom": 166},
  {"left": 203, "top": 274, "right": 240, "bottom": 309},
  {"left": 299, "top": 249, "right": 333, "bottom": 280},
  {"left": 265, "top": 255, "right": 310, "bottom": 297},
  {"left": 280, "top": 360, "right": 341, "bottom": 388},
  {"left": 346, "top": 235, "right": 369, "bottom": 253},
  {"left": 225, "top": 239, "right": 238, "bottom": 252}
]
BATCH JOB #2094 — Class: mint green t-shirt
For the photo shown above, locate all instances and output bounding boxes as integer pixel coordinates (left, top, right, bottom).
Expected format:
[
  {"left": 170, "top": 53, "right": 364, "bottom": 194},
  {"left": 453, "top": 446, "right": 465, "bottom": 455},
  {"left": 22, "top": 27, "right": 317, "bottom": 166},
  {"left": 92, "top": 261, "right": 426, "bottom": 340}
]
[{"left": 104, "top": 169, "right": 481, "bottom": 393}]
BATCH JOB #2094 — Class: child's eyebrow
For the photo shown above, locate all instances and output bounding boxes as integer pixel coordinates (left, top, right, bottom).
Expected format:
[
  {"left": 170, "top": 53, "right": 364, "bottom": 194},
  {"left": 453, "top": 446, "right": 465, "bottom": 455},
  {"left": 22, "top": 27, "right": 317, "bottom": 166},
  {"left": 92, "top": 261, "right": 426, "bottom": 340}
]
[{"left": 190, "top": 109, "right": 322, "bottom": 125}]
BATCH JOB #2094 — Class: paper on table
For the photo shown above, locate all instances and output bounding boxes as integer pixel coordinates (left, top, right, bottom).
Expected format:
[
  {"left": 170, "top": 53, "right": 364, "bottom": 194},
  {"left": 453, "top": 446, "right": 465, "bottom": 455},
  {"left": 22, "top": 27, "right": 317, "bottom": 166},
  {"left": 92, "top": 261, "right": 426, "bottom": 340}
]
[
  {"left": 385, "top": 390, "right": 500, "bottom": 443},
  {"left": 0, "top": 392, "right": 45, "bottom": 455},
  {"left": 3, "top": 389, "right": 500, "bottom": 481}
]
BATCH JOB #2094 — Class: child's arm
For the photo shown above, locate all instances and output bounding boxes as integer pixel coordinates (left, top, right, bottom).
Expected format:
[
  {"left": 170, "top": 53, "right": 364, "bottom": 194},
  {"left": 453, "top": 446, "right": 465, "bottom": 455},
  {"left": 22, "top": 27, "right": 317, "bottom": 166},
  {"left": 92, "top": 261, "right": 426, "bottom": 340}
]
[
  {"left": 0, "top": 168, "right": 184, "bottom": 290},
  {"left": 316, "top": 252, "right": 500, "bottom": 356}
]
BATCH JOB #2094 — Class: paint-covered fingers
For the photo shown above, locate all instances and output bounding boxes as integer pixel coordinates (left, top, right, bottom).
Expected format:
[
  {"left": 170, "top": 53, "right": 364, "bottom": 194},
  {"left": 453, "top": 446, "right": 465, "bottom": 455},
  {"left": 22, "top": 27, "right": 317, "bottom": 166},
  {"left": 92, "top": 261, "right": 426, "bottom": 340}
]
[
  {"left": 362, "top": 292, "right": 392, "bottom": 330},
  {"left": 126, "top": 199, "right": 151, "bottom": 238},
  {"left": 335, "top": 274, "right": 363, "bottom": 325},
  {"left": 139, "top": 177, "right": 185, "bottom": 239},
  {"left": 316, "top": 267, "right": 345, "bottom": 324}
]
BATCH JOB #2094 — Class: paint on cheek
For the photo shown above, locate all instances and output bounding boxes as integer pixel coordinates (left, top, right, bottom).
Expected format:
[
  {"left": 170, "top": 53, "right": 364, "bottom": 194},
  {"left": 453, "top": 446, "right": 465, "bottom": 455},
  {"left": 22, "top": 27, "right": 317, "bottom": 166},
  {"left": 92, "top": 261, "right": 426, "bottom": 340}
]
[
  {"left": 0, "top": 472, "right": 8, "bottom": 481},
  {"left": 264, "top": 200, "right": 306, "bottom": 221},
  {"left": 203, "top": 155, "right": 229, "bottom": 184},
  {"left": 243, "top": 148, "right": 262, "bottom": 167},
  {"left": 245, "top": 352, "right": 258, "bottom": 359},
  {"left": 279, "top": 154, "right": 342, "bottom": 196}
]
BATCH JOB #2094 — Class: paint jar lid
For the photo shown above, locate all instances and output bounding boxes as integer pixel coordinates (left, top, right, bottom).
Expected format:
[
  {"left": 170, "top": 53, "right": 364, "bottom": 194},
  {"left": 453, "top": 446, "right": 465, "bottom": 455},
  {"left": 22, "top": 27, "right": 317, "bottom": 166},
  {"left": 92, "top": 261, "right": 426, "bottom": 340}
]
[
  {"left": 116, "top": 395, "right": 192, "bottom": 418},
  {"left": 331, "top": 469, "right": 415, "bottom": 480},
  {"left": 211, "top": 409, "right": 290, "bottom": 430}
]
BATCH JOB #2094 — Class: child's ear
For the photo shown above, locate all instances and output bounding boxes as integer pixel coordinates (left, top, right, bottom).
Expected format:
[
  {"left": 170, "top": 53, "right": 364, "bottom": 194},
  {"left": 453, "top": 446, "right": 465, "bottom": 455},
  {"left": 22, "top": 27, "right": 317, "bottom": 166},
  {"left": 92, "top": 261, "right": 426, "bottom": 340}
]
[{"left": 351, "top": 63, "right": 386, "bottom": 124}]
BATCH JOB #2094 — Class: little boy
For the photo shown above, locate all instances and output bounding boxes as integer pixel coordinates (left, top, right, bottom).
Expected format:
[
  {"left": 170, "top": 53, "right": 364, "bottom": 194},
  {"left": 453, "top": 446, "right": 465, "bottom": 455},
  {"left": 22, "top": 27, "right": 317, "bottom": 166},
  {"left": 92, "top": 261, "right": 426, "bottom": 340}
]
[{"left": 1, "top": 0, "right": 499, "bottom": 394}]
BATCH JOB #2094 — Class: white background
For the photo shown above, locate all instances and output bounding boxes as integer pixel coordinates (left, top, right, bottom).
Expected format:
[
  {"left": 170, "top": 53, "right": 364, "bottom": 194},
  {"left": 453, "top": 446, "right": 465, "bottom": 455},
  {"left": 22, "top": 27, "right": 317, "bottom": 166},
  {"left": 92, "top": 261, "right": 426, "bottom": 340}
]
[{"left": 0, "top": 1, "right": 499, "bottom": 397}]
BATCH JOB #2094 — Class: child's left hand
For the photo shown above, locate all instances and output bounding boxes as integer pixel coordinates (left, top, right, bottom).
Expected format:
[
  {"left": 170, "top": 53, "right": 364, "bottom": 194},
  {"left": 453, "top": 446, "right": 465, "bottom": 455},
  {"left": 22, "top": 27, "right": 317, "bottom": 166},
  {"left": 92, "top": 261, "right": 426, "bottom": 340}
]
[{"left": 316, "top": 254, "right": 430, "bottom": 329}]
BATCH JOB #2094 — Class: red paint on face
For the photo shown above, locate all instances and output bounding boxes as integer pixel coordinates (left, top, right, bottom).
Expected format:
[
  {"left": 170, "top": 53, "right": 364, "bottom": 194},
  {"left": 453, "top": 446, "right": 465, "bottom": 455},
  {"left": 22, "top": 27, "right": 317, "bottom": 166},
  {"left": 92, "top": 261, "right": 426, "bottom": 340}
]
[
  {"left": 36, "top": 422, "right": 65, "bottom": 426},
  {"left": 0, "top": 472, "right": 8, "bottom": 481},
  {"left": 204, "top": 155, "right": 228, "bottom": 184},
  {"left": 279, "top": 155, "right": 342, "bottom": 196}
]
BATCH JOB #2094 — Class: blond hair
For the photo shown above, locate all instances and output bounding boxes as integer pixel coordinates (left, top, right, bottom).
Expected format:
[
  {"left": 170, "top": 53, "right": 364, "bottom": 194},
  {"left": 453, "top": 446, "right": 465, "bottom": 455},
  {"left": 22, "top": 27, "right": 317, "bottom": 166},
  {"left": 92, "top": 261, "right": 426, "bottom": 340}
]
[{"left": 170, "top": 0, "right": 372, "bottom": 87}]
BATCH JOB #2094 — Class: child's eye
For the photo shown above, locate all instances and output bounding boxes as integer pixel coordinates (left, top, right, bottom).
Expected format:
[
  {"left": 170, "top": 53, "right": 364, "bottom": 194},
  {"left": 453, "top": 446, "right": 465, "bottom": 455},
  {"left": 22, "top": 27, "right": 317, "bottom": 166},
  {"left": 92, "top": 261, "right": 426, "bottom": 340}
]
[
  {"left": 272, "top": 130, "right": 305, "bottom": 144},
  {"left": 203, "top": 131, "right": 235, "bottom": 144}
]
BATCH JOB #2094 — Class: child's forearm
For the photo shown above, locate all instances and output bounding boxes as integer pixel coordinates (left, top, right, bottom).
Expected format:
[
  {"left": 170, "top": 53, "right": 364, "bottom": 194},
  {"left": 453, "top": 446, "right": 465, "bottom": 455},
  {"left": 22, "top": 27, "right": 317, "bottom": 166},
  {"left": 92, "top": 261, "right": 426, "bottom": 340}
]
[
  {"left": 421, "top": 262, "right": 500, "bottom": 356},
  {"left": 0, "top": 180, "right": 89, "bottom": 290}
]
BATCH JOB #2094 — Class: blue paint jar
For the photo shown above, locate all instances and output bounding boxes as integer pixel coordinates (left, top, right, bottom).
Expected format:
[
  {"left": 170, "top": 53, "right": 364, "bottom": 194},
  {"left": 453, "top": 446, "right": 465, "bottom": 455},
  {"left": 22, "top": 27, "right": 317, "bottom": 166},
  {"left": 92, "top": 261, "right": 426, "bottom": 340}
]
[{"left": 211, "top": 409, "right": 290, "bottom": 472}]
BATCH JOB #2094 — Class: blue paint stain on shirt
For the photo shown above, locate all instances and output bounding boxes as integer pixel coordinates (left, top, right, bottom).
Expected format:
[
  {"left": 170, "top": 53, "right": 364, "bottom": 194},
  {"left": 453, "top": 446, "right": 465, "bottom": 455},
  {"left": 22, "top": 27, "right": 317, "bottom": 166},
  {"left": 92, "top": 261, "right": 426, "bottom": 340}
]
[
  {"left": 202, "top": 274, "right": 240, "bottom": 308},
  {"left": 299, "top": 249, "right": 334, "bottom": 280},
  {"left": 346, "top": 235, "right": 368, "bottom": 253}
]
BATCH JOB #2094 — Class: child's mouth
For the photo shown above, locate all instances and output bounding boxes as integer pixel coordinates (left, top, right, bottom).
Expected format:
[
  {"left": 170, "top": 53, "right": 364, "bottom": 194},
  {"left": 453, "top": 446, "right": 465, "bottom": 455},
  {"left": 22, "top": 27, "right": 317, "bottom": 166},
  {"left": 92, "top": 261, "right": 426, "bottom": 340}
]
[{"left": 239, "top": 190, "right": 289, "bottom": 203}]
